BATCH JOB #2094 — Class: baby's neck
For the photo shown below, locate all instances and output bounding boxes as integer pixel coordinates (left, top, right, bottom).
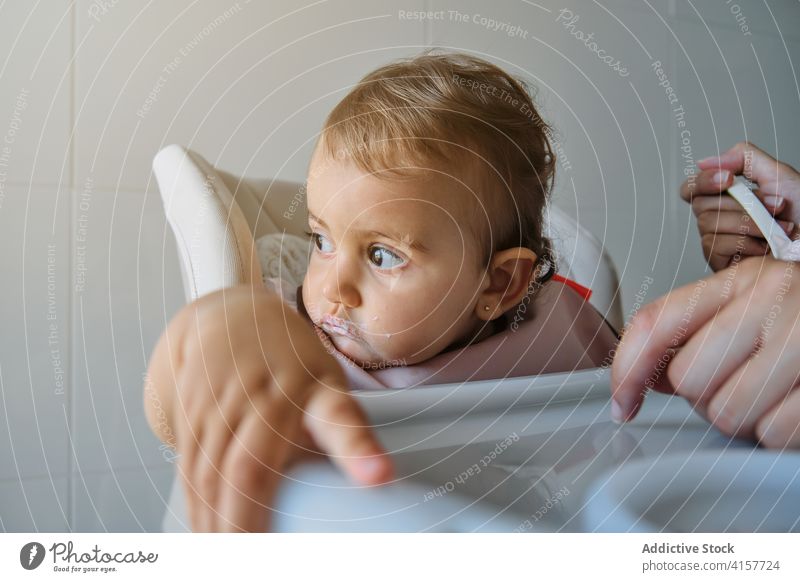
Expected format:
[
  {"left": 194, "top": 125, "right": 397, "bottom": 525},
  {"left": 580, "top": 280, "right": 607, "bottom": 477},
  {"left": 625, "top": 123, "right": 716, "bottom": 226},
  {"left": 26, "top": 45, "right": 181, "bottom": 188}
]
[{"left": 445, "top": 315, "right": 506, "bottom": 353}]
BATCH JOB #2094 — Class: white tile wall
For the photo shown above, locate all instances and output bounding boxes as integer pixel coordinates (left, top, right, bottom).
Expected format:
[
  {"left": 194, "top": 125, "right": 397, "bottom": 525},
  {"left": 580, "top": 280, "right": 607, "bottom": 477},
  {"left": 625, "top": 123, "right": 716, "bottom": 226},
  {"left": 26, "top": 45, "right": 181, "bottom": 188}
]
[
  {"left": 0, "top": 1, "right": 72, "bottom": 185},
  {"left": 0, "top": 185, "right": 70, "bottom": 481},
  {"left": 0, "top": 476, "right": 69, "bottom": 531},
  {"left": 70, "top": 184, "right": 184, "bottom": 474},
  {"left": 73, "top": 0, "right": 428, "bottom": 191},
  {"left": 674, "top": 0, "right": 800, "bottom": 41},
  {"left": 72, "top": 465, "right": 174, "bottom": 532},
  {"left": 0, "top": 0, "right": 798, "bottom": 531}
]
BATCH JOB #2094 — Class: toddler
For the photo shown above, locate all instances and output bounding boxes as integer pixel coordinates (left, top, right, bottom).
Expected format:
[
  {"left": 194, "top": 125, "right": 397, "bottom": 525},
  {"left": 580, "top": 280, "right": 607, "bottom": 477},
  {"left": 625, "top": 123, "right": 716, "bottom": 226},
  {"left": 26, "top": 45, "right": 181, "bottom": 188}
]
[
  {"left": 261, "top": 52, "right": 617, "bottom": 389},
  {"left": 145, "top": 52, "right": 617, "bottom": 532}
]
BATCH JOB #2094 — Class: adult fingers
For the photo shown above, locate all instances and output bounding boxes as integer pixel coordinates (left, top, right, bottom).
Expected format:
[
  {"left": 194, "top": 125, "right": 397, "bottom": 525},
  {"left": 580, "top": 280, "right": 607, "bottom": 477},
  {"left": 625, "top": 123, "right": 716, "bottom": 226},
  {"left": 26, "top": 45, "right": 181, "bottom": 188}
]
[
  {"left": 681, "top": 163, "right": 796, "bottom": 210},
  {"left": 304, "top": 383, "right": 394, "bottom": 486},
  {"left": 681, "top": 168, "right": 733, "bottom": 202},
  {"left": 696, "top": 142, "right": 800, "bottom": 203},
  {"left": 697, "top": 210, "right": 758, "bottom": 238},
  {"left": 706, "top": 358, "right": 798, "bottom": 444},
  {"left": 756, "top": 386, "right": 800, "bottom": 449},
  {"left": 696, "top": 142, "right": 782, "bottom": 182},
  {"left": 701, "top": 233, "right": 769, "bottom": 271},
  {"left": 611, "top": 269, "right": 735, "bottom": 422},
  {"left": 696, "top": 210, "right": 794, "bottom": 240},
  {"left": 707, "top": 292, "right": 800, "bottom": 440},
  {"left": 689, "top": 187, "right": 789, "bottom": 225},
  {"left": 666, "top": 293, "right": 766, "bottom": 408},
  {"left": 690, "top": 194, "right": 752, "bottom": 215}
]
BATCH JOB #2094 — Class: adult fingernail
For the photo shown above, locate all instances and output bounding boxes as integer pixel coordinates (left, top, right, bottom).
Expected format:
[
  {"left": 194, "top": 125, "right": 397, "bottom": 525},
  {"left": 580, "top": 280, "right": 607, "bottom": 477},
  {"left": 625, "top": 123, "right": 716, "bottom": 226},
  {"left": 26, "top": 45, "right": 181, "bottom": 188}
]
[
  {"left": 611, "top": 399, "right": 627, "bottom": 424},
  {"left": 357, "top": 456, "right": 391, "bottom": 483},
  {"left": 783, "top": 221, "right": 795, "bottom": 233},
  {"left": 712, "top": 170, "right": 730, "bottom": 185},
  {"left": 764, "top": 195, "right": 785, "bottom": 208}
]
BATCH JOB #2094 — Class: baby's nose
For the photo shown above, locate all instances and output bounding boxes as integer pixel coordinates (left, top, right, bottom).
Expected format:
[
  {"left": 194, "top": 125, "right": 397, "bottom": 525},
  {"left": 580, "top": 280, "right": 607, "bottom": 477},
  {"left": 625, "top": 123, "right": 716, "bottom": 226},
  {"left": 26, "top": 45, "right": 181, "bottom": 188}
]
[{"left": 322, "top": 262, "right": 361, "bottom": 308}]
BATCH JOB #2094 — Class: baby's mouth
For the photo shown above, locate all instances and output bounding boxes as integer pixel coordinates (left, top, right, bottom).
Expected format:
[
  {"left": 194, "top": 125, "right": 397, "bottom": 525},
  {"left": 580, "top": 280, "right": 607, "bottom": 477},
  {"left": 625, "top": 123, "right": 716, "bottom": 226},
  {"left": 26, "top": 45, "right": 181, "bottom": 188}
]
[{"left": 319, "top": 314, "right": 362, "bottom": 341}]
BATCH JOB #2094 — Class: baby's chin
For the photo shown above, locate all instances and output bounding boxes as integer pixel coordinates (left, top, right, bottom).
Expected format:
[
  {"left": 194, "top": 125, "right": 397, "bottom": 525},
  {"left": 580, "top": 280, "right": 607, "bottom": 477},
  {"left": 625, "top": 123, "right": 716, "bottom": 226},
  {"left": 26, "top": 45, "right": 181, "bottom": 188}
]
[
  {"left": 328, "top": 334, "right": 380, "bottom": 366},
  {"left": 327, "top": 333, "right": 408, "bottom": 370}
]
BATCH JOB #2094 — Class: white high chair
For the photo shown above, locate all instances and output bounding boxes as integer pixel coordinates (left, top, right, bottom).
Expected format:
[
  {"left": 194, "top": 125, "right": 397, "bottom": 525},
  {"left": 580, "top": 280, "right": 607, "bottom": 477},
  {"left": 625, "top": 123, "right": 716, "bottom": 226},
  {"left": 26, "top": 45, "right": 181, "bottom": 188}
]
[{"left": 152, "top": 144, "right": 631, "bottom": 532}]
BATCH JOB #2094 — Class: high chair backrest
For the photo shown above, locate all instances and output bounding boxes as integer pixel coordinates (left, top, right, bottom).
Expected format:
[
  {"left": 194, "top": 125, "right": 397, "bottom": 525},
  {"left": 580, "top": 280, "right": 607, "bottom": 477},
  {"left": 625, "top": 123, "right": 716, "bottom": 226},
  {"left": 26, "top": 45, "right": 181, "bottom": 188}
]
[{"left": 153, "top": 144, "right": 623, "bottom": 330}]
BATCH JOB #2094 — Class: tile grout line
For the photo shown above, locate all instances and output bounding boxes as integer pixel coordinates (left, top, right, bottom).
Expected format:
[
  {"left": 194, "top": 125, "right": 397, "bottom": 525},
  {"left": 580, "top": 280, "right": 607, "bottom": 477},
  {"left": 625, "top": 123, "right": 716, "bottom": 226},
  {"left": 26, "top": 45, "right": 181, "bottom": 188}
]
[
  {"left": 67, "top": 0, "right": 76, "bottom": 533},
  {"left": 1, "top": 463, "right": 176, "bottom": 485},
  {"left": 2, "top": 178, "right": 154, "bottom": 193},
  {"left": 669, "top": 0, "right": 679, "bottom": 278}
]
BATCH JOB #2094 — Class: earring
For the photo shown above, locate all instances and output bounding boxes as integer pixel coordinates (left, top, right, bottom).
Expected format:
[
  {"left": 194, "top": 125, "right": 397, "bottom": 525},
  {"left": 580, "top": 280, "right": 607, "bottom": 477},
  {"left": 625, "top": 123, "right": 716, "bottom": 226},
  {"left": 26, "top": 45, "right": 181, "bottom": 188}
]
[{"left": 484, "top": 305, "right": 491, "bottom": 312}]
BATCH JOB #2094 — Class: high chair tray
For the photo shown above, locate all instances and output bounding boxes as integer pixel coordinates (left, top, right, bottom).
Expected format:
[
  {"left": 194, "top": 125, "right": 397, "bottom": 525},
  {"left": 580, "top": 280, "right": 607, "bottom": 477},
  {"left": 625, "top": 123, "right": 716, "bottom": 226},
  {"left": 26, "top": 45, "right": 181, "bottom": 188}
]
[{"left": 161, "top": 368, "right": 800, "bottom": 532}]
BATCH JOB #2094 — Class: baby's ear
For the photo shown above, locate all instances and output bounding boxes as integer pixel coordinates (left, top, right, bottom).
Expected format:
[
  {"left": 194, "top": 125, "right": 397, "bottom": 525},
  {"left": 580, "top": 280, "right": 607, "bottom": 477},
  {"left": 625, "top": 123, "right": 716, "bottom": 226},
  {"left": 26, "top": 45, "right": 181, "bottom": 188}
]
[{"left": 475, "top": 247, "right": 538, "bottom": 321}]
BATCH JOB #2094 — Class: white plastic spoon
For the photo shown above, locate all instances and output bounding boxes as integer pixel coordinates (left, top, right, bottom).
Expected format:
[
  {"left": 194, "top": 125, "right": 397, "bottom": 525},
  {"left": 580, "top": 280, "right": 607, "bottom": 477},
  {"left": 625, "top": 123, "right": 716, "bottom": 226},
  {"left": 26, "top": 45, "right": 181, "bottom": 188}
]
[{"left": 727, "top": 176, "right": 800, "bottom": 261}]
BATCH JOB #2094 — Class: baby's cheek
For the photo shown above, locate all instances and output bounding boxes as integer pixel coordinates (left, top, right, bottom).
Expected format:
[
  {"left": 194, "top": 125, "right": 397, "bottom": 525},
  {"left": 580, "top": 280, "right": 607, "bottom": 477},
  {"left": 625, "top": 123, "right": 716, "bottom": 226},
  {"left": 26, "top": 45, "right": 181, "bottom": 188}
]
[
  {"left": 386, "top": 310, "right": 443, "bottom": 349},
  {"left": 380, "top": 302, "right": 426, "bottom": 334}
]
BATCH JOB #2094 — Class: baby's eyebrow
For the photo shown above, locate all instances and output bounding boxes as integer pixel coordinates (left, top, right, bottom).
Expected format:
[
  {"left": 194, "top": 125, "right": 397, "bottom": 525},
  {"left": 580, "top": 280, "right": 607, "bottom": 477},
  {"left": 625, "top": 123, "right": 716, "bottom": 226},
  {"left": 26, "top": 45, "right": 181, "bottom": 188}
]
[
  {"left": 307, "top": 211, "right": 428, "bottom": 252},
  {"left": 366, "top": 230, "right": 428, "bottom": 253}
]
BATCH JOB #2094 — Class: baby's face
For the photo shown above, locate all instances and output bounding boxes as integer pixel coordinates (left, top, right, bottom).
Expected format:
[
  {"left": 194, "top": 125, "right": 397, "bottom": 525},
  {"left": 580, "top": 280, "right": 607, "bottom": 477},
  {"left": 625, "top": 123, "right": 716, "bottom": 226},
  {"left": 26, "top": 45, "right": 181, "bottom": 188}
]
[{"left": 301, "top": 153, "right": 489, "bottom": 367}]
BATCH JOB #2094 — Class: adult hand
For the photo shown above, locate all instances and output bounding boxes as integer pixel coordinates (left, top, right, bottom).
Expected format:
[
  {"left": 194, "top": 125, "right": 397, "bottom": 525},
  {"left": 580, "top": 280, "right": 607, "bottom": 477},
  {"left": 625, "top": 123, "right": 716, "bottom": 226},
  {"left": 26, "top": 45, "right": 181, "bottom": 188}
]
[
  {"left": 611, "top": 256, "right": 800, "bottom": 449},
  {"left": 681, "top": 142, "right": 800, "bottom": 271},
  {"left": 145, "top": 285, "right": 393, "bottom": 532}
]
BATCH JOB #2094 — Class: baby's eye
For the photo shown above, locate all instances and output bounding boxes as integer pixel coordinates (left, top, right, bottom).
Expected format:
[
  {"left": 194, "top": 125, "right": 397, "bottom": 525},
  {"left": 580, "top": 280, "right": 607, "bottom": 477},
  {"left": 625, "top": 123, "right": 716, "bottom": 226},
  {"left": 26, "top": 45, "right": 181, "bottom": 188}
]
[
  {"left": 312, "top": 232, "right": 334, "bottom": 253},
  {"left": 368, "top": 245, "right": 406, "bottom": 270}
]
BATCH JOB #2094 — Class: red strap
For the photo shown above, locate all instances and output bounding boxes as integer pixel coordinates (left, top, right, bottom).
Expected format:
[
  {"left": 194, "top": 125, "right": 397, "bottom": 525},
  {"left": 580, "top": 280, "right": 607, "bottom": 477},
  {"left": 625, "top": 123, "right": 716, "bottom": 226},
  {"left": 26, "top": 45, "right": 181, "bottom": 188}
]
[{"left": 552, "top": 273, "right": 593, "bottom": 302}]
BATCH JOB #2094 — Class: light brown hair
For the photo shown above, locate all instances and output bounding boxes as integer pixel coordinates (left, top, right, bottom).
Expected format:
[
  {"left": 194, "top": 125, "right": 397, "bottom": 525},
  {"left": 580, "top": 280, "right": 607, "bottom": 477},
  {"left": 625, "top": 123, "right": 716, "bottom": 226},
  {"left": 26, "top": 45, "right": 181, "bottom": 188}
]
[{"left": 320, "top": 51, "right": 557, "bottom": 283}]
